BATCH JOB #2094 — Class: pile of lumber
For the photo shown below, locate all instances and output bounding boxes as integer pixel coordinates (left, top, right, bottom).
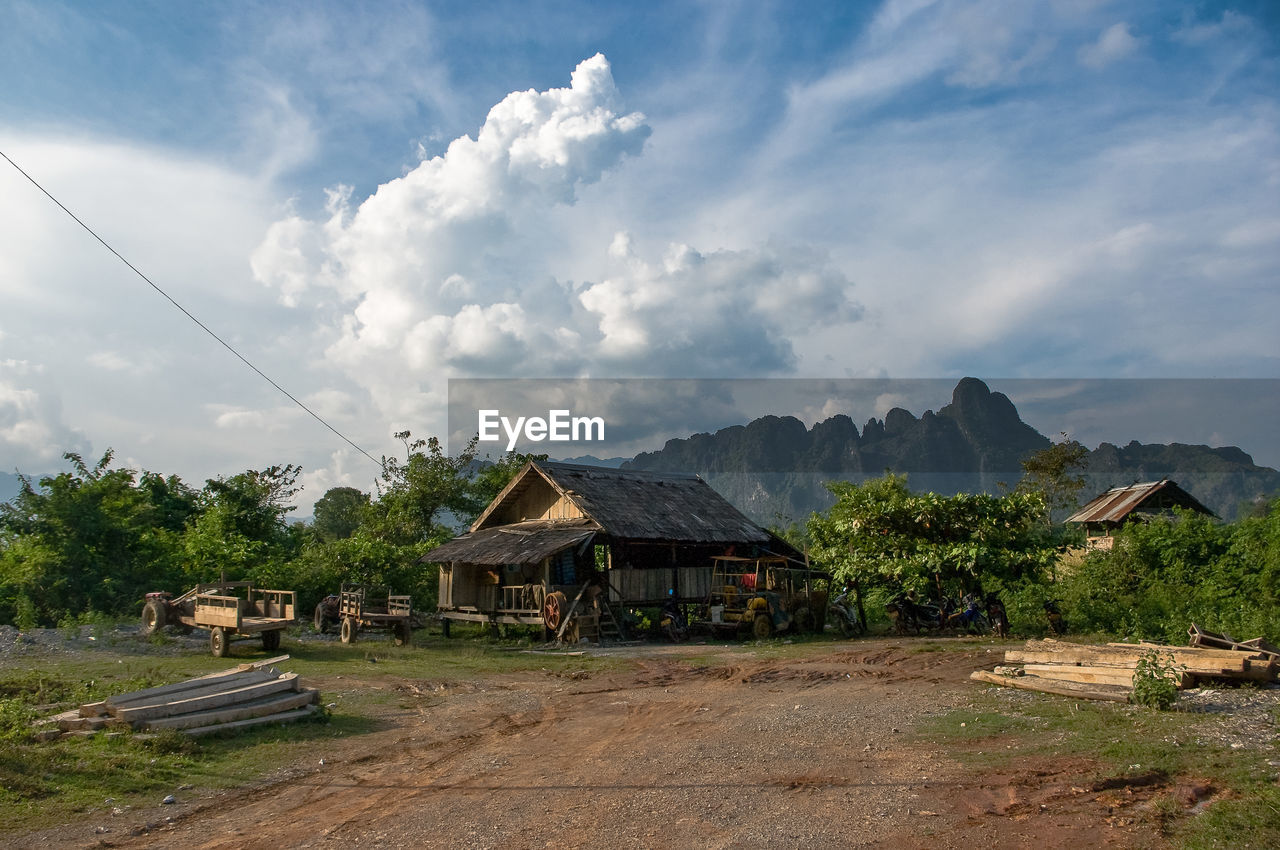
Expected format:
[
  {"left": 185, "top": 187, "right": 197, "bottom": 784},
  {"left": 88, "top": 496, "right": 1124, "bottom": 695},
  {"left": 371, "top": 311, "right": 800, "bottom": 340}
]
[
  {"left": 971, "top": 637, "right": 1279, "bottom": 702},
  {"left": 39, "top": 655, "right": 321, "bottom": 739}
]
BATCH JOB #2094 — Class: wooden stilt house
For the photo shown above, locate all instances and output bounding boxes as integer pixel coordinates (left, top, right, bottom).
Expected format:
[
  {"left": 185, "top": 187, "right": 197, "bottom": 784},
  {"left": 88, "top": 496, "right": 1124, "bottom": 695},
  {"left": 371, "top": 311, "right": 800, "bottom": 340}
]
[
  {"left": 423, "top": 461, "right": 801, "bottom": 639},
  {"left": 1066, "top": 478, "right": 1215, "bottom": 551}
]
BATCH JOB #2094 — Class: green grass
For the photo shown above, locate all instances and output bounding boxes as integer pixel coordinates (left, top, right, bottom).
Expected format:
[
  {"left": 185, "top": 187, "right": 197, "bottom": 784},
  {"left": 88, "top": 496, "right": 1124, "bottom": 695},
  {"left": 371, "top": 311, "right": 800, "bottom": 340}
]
[
  {"left": 0, "top": 627, "right": 633, "bottom": 833},
  {"left": 920, "top": 690, "right": 1280, "bottom": 848},
  {"left": 0, "top": 706, "right": 368, "bottom": 833}
]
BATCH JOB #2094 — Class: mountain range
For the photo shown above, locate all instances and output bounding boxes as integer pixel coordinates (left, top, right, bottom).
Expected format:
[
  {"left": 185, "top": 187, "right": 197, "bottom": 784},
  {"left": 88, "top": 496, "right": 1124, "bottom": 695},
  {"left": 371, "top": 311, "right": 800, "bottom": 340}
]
[
  {"left": 622, "top": 378, "right": 1280, "bottom": 523},
  {"left": 7, "top": 379, "right": 1276, "bottom": 524}
]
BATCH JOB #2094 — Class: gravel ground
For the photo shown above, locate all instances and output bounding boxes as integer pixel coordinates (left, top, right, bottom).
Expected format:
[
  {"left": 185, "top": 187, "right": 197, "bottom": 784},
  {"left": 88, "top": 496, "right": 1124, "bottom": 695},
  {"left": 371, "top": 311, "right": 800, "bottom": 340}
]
[{"left": 3, "top": 629, "right": 1276, "bottom": 849}]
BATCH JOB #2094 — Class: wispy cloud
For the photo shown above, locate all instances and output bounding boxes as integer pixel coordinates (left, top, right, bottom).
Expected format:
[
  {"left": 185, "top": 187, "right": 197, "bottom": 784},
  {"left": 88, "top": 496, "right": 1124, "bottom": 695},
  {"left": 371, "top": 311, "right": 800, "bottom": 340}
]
[{"left": 1078, "top": 22, "right": 1139, "bottom": 70}]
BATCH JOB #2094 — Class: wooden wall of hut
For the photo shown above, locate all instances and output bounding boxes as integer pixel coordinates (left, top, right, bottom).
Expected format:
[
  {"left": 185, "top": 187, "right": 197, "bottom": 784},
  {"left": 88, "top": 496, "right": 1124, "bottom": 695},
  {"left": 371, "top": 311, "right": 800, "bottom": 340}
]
[{"left": 487, "top": 484, "right": 585, "bottom": 525}]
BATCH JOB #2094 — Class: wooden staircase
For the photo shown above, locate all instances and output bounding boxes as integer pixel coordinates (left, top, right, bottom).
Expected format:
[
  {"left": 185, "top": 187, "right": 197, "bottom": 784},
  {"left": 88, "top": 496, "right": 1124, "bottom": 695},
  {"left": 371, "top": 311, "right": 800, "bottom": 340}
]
[{"left": 556, "top": 580, "right": 625, "bottom": 645}]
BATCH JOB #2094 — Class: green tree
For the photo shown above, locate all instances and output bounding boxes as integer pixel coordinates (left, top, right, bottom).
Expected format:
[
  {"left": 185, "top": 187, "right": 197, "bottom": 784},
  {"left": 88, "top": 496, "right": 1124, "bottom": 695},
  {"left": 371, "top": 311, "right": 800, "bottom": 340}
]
[
  {"left": 1018, "top": 432, "right": 1089, "bottom": 520},
  {"left": 272, "top": 433, "right": 485, "bottom": 613},
  {"left": 807, "top": 473, "right": 1056, "bottom": 598},
  {"left": 312, "top": 486, "right": 369, "bottom": 541},
  {"left": 366, "top": 432, "right": 479, "bottom": 545},
  {"left": 182, "top": 465, "right": 303, "bottom": 582},
  {"left": 0, "top": 451, "right": 187, "bottom": 624}
]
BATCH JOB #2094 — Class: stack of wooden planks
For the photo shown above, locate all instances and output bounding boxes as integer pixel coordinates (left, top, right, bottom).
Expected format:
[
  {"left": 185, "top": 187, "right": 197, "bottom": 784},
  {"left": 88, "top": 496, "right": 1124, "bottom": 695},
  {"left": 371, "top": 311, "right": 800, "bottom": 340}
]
[
  {"left": 971, "top": 638, "right": 1279, "bottom": 702},
  {"left": 39, "top": 655, "right": 321, "bottom": 739}
]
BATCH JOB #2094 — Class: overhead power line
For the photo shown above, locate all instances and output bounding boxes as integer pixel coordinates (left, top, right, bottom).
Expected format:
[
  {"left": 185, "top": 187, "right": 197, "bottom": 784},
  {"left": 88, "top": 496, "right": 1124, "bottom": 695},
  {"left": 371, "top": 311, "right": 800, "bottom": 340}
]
[{"left": 1, "top": 148, "right": 382, "bottom": 469}]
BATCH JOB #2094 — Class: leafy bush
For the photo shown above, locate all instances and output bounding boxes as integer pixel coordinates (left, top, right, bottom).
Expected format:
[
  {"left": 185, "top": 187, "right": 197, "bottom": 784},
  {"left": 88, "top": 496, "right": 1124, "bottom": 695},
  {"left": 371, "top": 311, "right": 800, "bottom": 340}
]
[
  {"left": 0, "top": 697, "right": 34, "bottom": 742},
  {"left": 1058, "top": 502, "right": 1280, "bottom": 642},
  {"left": 1130, "top": 649, "right": 1180, "bottom": 710}
]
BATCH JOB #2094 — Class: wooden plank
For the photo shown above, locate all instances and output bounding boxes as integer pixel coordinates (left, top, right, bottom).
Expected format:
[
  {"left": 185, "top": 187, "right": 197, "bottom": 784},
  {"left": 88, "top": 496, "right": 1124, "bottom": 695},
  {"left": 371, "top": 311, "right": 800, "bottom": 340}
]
[
  {"left": 1191, "top": 629, "right": 1280, "bottom": 662},
  {"left": 83, "top": 655, "right": 290, "bottom": 716},
  {"left": 40, "top": 708, "right": 83, "bottom": 725},
  {"left": 1132, "top": 650, "right": 1273, "bottom": 679},
  {"left": 1023, "top": 664, "right": 1136, "bottom": 686},
  {"left": 141, "top": 690, "right": 319, "bottom": 731},
  {"left": 970, "top": 669, "right": 1131, "bottom": 702},
  {"left": 107, "top": 672, "right": 279, "bottom": 717},
  {"left": 58, "top": 715, "right": 118, "bottom": 732},
  {"left": 1026, "top": 638, "right": 1262, "bottom": 663},
  {"left": 1008, "top": 652, "right": 1272, "bottom": 681},
  {"left": 105, "top": 670, "right": 274, "bottom": 710},
  {"left": 195, "top": 599, "right": 242, "bottom": 629},
  {"left": 113, "top": 674, "right": 300, "bottom": 724},
  {"left": 236, "top": 618, "right": 289, "bottom": 635},
  {"left": 1103, "top": 642, "right": 1268, "bottom": 663},
  {"left": 178, "top": 705, "right": 319, "bottom": 737},
  {"left": 1022, "top": 664, "right": 1195, "bottom": 689},
  {"left": 244, "top": 654, "right": 292, "bottom": 669},
  {"left": 1006, "top": 644, "right": 1270, "bottom": 677},
  {"left": 1239, "top": 638, "right": 1280, "bottom": 660}
]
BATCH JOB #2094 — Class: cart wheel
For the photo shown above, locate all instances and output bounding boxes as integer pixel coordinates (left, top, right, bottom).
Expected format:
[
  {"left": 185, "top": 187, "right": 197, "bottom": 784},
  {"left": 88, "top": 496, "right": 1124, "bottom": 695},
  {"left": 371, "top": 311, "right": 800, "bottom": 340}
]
[
  {"left": 210, "top": 626, "right": 229, "bottom": 658},
  {"left": 313, "top": 603, "right": 328, "bottom": 633},
  {"left": 752, "top": 614, "right": 772, "bottom": 640},
  {"left": 340, "top": 618, "right": 357, "bottom": 644},
  {"left": 543, "top": 591, "right": 568, "bottom": 632},
  {"left": 262, "top": 630, "right": 281, "bottom": 651},
  {"left": 393, "top": 622, "right": 411, "bottom": 647},
  {"left": 792, "top": 606, "right": 813, "bottom": 634},
  {"left": 141, "top": 600, "right": 167, "bottom": 637}
]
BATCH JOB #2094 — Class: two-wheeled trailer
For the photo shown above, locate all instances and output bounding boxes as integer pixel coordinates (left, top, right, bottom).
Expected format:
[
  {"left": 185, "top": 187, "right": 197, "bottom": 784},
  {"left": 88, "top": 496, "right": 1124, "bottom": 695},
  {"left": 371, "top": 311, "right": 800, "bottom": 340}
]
[
  {"left": 333, "top": 584, "right": 413, "bottom": 646},
  {"left": 141, "top": 582, "right": 296, "bottom": 657}
]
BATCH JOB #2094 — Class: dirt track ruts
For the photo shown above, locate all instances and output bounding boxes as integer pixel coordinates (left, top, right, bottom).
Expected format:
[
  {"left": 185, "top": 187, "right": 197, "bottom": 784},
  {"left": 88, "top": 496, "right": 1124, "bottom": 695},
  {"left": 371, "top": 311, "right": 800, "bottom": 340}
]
[{"left": 11, "top": 641, "right": 1173, "bottom": 849}]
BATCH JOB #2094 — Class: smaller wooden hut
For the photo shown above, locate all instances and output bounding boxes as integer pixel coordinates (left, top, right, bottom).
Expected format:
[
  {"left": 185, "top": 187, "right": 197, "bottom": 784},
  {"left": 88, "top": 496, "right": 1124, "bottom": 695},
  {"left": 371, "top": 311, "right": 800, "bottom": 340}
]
[
  {"left": 423, "top": 461, "right": 801, "bottom": 638},
  {"left": 1066, "top": 479, "right": 1215, "bottom": 551}
]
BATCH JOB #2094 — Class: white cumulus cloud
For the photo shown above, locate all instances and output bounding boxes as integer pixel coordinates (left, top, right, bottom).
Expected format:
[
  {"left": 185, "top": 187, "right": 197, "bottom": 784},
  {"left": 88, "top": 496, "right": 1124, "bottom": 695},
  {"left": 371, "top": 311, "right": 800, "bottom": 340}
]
[
  {"left": 581, "top": 238, "right": 859, "bottom": 376},
  {"left": 252, "top": 53, "right": 862, "bottom": 434}
]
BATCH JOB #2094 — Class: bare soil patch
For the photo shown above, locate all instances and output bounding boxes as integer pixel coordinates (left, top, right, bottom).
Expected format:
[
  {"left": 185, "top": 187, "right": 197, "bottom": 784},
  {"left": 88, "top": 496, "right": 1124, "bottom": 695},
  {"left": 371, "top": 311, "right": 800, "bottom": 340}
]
[{"left": 7, "top": 638, "right": 1260, "bottom": 849}]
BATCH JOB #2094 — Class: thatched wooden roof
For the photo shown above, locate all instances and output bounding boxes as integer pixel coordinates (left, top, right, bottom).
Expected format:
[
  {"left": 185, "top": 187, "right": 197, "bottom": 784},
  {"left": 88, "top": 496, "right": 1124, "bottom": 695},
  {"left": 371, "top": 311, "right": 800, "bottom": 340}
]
[
  {"left": 1066, "top": 479, "right": 1215, "bottom": 525},
  {"left": 473, "top": 461, "right": 771, "bottom": 544},
  {"left": 423, "top": 519, "right": 598, "bottom": 566}
]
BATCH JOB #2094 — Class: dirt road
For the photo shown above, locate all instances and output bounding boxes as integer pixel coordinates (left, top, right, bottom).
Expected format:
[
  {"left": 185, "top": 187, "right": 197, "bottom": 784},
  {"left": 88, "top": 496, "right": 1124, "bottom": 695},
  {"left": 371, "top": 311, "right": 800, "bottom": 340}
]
[{"left": 14, "top": 640, "right": 1169, "bottom": 849}]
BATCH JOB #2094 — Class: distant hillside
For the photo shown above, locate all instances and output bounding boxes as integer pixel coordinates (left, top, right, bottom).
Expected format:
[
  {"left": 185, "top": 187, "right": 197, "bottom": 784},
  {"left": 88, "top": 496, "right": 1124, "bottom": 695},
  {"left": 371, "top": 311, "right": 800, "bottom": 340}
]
[
  {"left": 1, "top": 471, "right": 26, "bottom": 505},
  {"left": 553, "top": 455, "right": 629, "bottom": 468},
  {"left": 625, "top": 378, "right": 1280, "bottom": 523}
]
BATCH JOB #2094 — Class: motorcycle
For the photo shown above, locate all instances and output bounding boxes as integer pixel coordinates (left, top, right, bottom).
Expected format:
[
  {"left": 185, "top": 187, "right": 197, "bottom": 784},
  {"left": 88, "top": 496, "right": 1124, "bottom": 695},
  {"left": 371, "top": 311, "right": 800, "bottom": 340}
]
[
  {"left": 948, "top": 593, "right": 990, "bottom": 634},
  {"left": 659, "top": 597, "right": 689, "bottom": 642},
  {"left": 886, "top": 593, "right": 943, "bottom": 634},
  {"left": 828, "top": 587, "right": 864, "bottom": 638}
]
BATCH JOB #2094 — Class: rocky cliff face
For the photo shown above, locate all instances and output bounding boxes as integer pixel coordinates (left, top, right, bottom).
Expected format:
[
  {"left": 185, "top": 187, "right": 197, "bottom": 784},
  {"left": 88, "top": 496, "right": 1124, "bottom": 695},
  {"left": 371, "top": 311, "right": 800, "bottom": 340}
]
[{"left": 625, "top": 378, "right": 1279, "bottom": 522}]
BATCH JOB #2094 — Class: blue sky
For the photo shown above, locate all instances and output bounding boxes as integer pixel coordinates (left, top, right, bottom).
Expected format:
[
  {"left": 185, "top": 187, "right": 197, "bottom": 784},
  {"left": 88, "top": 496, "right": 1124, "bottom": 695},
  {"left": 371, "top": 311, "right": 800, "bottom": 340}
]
[{"left": 2, "top": 0, "right": 1278, "bottom": 510}]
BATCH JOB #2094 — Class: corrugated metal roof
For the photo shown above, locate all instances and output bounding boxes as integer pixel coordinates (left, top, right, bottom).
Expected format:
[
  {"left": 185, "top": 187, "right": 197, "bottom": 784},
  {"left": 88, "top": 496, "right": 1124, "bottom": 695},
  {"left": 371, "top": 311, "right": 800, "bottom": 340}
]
[
  {"left": 422, "top": 519, "right": 598, "bottom": 566},
  {"left": 1066, "top": 479, "right": 1214, "bottom": 524}
]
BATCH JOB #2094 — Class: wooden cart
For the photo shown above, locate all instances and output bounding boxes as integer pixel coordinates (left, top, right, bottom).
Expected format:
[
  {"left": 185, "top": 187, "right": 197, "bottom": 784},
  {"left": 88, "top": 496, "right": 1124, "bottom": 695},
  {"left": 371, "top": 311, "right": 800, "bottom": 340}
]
[
  {"left": 336, "top": 584, "right": 413, "bottom": 646},
  {"left": 142, "top": 582, "right": 296, "bottom": 657}
]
